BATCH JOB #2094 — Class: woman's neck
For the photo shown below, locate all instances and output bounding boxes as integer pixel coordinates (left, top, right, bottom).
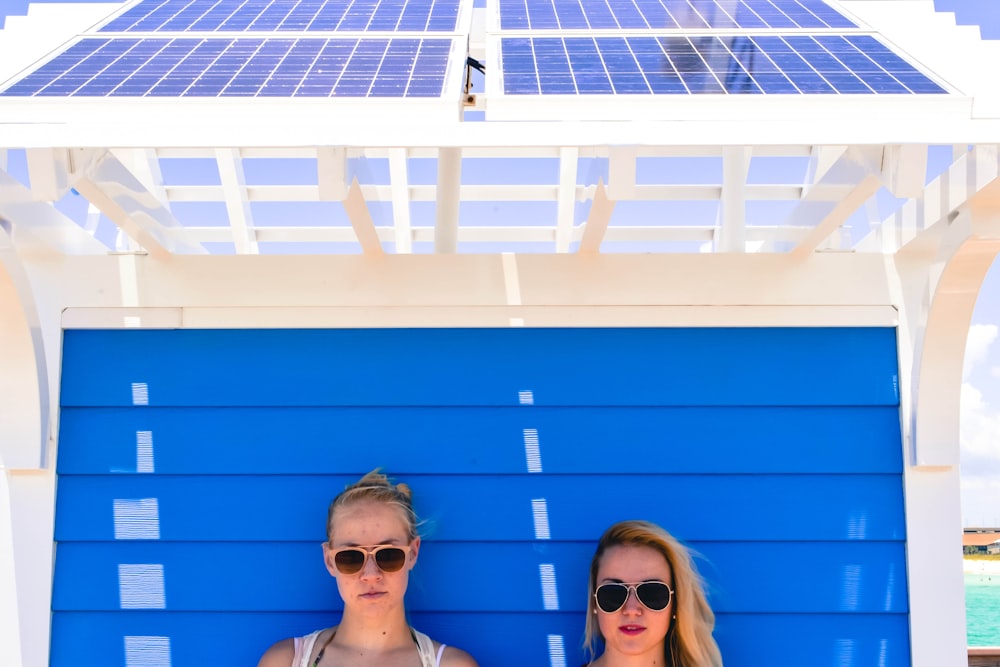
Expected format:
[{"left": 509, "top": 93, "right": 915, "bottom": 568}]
[
  {"left": 593, "top": 647, "right": 671, "bottom": 667},
  {"left": 331, "top": 611, "right": 413, "bottom": 651}
]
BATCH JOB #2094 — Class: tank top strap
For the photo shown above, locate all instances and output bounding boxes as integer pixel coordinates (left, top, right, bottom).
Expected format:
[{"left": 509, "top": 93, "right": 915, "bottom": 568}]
[
  {"left": 411, "top": 628, "right": 440, "bottom": 667},
  {"left": 292, "top": 629, "right": 324, "bottom": 667}
]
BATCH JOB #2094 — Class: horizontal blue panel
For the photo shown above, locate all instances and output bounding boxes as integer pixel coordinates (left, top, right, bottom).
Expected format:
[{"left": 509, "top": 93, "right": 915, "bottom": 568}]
[
  {"left": 50, "top": 611, "right": 588, "bottom": 667},
  {"left": 501, "top": 35, "right": 946, "bottom": 96},
  {"left": 0, "top": 37, "right": 452, "bottom": 98},
  {"left": 50, "top": 610, "right": 910, "bottom": 667},
  {"left": 100, "top": 0, "right": 461, "bottom": 33},
  {"left": 713, "top": 612, "right": 910, "bottom": 667},
  {"left": 54, "top": 474, "right": 905, "bottom": 541},
  {"left": 499, "top": 0, "right": 856, "bottom": 30},
  {"left": 52, "top": 541, "right": 906, "bottom": 613},
  {"left": 57, "top": 405, "right": 903, "bottom": 475},
  {"left": 59, "top": 328, "right": 901, "bottom": 406}
]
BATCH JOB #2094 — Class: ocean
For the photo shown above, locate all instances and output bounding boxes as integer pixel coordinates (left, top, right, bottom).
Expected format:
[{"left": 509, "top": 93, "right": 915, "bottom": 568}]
[{"left": 966, "top": 572, "right": 1000, "bottom": 646}]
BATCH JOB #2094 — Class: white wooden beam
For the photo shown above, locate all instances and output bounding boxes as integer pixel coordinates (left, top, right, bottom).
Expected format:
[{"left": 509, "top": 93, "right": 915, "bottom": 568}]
[
  {"left": 803, "top": 145, "right": 847, "bottom": 195},
  {"left": 388, "top": 148, "right": 412, "bottom": 254},
  {"left": 155, "top": 146, "right": 815, "bottom": 160},
  {"left": 25, "top": 149, "right": 76, "bottom": 202},
  {"left": 435, "top": 148, "right": 461, "bottom": 253},
  {"left": 342, "top": 178, "right": 384, "bottom": 255},
  {"left": 24, "top": 148, "right": 105, "bottom": 202},
  {"left": 7, "top": 104, "right": 992, "bottom": 148},
  {"left": 717, "top": 146, "right": 750, "bottom": 252},
  {"left": 881, "top": 144, "right": 928, "bottom": 199},
  {"left": 772, "top": 145, "right": 882, "bottom": 253},
  {"left": 165, "top": 182, "right": 828, "bottom": 203},
  {"left": 317, "top": 147, "right": 348, "bottom": 201},
  {"left": 857, "top": 144, "right": 1000, "bottom": 253},
  {"left": 555, "top": 147, "right": 579, "bottom": 253},
  {"left": 790, "top": 174, "right": 883, "bottom": 258},
  {"left": 181, "top": 222, "right": 810, "bottom": 246},
  {"left": 578, "top": 180, "right": 615, "bottom": 254},
  {"left": 215, "top": 148, "right": 258, "bottom": 254},
  {"left": 111, "top": 148, "right": 172, "bottom": 211},
  {"left": 73, "top": 151, "right": 207, "bottom": 258},
  {"left": 606, "top": 147, "right": 637, "bottom": 201},
  {"left": 0, "top": 171, "right": 107, "bottom": 255}
]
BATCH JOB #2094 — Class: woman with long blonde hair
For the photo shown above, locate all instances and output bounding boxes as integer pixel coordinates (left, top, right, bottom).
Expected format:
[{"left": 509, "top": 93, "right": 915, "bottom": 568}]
[{"left": 584, "top": 520, "right": 723, "bottom": 667}]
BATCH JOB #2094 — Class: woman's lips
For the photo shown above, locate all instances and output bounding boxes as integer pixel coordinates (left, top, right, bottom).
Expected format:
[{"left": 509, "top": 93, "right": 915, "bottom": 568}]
[{"left": 618, "top": 625, "right": 645, "bottom": 636}]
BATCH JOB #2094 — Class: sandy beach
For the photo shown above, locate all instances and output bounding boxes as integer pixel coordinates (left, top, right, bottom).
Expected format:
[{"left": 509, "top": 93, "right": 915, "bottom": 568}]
[{"left": 964, "top": 559, "right": 1000, "bottom": 575}]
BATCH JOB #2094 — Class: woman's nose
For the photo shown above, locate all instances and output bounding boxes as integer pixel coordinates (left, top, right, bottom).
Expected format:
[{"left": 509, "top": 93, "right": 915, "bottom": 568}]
[
  {"left": 622, "top": 589, "right": 643, "bottom": 615},
  {"left": 359, "top": 554, "right": 382, "bottom": 579}
]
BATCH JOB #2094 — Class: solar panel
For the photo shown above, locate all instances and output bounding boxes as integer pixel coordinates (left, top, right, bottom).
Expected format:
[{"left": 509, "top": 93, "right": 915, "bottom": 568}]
[
  {"left": 0, "top": 37, "right": 454, "bottom": 98},
  {"left": 498, "top": 0, "right": 857, "bottom": 31},
  {"left": 500, "top": 35, "right": 946, "bottom": 95},
  {"left": 99, "top": 0, "right": 463, "bottom": 33}
]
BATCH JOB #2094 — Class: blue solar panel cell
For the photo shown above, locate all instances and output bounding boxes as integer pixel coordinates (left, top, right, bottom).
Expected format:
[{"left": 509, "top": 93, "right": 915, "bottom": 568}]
[
  {"left": 98, "top": 0, "right": 462, "bottom": 33},
  {"left": 499, "top": 0, "right": 857, "bottom": 31},
  {"left": 500, "top": 35, "right": 946, "bottom": 96},
  {"left": 0, "top": 37, "right": 453, "bottom": 98}
]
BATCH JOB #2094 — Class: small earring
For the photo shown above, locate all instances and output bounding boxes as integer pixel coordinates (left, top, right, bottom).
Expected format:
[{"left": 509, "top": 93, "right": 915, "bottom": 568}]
[{"left": 672, "top": 615, "right": 677, "bottom": 619}]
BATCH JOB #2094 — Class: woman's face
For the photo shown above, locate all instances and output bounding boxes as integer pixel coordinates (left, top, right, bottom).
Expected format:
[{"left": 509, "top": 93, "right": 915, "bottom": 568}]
[
  {"left": 323, "top": 500, "right": 419, "bottom": 617},
  {"left": 594, "top": 544, "right": 674, "bottom": 660}
]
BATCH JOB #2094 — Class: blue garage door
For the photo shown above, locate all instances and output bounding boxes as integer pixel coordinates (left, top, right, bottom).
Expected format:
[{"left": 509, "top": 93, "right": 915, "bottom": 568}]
[{"left": 55, "top": 327, "right": 906, "bottom": 667}]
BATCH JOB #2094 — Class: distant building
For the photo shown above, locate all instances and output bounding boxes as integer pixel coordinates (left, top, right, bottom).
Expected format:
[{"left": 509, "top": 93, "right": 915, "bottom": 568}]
[{"left": 963, "top": 530, "right": 1000, "bottom": 555}]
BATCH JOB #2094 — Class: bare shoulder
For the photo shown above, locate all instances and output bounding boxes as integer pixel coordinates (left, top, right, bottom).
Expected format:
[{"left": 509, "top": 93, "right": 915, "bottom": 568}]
[
  {"left": 440, "top": 645, "right": 479, "bottom": 667},
  {"left": 257, "top": 637, "right": 295, "bottom": 667}
]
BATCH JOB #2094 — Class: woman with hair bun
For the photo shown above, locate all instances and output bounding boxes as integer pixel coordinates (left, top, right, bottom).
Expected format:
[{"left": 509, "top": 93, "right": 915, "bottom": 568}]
[
  {"left": 258, "top": 470, "right": 478, "bottom": 667},
  {"left": 584, "top": 520, "right": 723, "bottom": 667}
]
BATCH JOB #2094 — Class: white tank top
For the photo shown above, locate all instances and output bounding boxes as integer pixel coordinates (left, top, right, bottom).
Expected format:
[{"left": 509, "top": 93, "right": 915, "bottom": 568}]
[{"left": 292, "top": 628, "right": 445, "bottom": 667}]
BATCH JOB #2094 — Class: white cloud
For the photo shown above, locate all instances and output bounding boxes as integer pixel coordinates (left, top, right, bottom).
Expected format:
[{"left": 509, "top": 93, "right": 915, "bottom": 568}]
[
  {"left": 961, "top": 377, "right": 1000, "bottom": 526},
  {"left": 961, "top": 383, "right": 1000, "bottom": 462},
  {"left": 960, "top": 325, "right": 1000, "bottom": 523},
  {"left": 964, "top": 323, "right": 998, "bottom": 381},
  {"left": 961, "top": 476, "right": 1000, "bottom": 527}
]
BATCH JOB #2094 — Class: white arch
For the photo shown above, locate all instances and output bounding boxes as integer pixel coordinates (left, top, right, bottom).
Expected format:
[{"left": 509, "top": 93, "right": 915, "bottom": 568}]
[
  {"left": 898, "top": 175, "right": 1000, "bottom": 667},
  {"left": 0, "top": 220, "right": 49, "bottom": 469}
]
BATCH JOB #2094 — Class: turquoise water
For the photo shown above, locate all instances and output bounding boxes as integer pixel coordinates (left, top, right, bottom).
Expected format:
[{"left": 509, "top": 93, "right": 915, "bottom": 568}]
[{"left": 966, "top": 572, "right": 1000, "bottom": 646}]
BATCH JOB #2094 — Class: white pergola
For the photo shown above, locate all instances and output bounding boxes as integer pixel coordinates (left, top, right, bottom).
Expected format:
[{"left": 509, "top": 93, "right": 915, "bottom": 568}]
[{"left": 1, "top": 0, "right": 999, "bottom": 666}]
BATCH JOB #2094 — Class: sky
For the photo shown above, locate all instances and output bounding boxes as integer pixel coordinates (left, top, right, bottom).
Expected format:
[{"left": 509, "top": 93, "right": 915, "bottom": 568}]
[{"left": 0, "top": 0, "right": 998, "bottom": 524}]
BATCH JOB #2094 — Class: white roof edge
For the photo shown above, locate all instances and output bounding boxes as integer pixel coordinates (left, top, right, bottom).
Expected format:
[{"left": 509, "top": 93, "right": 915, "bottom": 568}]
[{"left": 3, "top": 115, "right": 999, "bottom": 149}]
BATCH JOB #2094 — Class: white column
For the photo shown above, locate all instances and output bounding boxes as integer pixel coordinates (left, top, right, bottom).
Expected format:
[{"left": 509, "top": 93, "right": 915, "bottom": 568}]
[
  {"left": 4, "top": 469, "right": 55, "bottom": 667},
  {"left": 435, "top": 148, "right": 462, "bottom": 253},
  {"left": 0, "top": 468, "right": 25, "bottom": 667}
]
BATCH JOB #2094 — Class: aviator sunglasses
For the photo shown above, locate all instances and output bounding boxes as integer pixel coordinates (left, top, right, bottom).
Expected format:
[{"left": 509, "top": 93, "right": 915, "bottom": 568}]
[
  {"left": 595, "top": 581, "right": 674, "bottom": 613},
  {"left": 330, "top": 544, "right": 412, "bottom": 575}
]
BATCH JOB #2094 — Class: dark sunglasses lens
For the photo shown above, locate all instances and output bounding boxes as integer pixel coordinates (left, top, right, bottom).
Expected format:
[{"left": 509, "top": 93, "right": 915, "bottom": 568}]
[
  {"left": 596, "top": 585, "right": 629, "bottom": 612},
  {"left": 636, "top": 582, "right": 672, "bottom": 610},
  {"left": 334, "top": 549, "right": 366, "bottom": 574},
  {"left": 374, "top": 547, "right": 407, "bottom": 572}
]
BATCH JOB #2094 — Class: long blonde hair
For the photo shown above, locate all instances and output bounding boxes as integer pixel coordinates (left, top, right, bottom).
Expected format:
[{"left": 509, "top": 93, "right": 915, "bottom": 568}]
[
  {"left": 585, "top": 520, "right": 723, "bottom": 667},
  {"left": 326, "top": 469, "right": 420, "bottom": 541}
]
